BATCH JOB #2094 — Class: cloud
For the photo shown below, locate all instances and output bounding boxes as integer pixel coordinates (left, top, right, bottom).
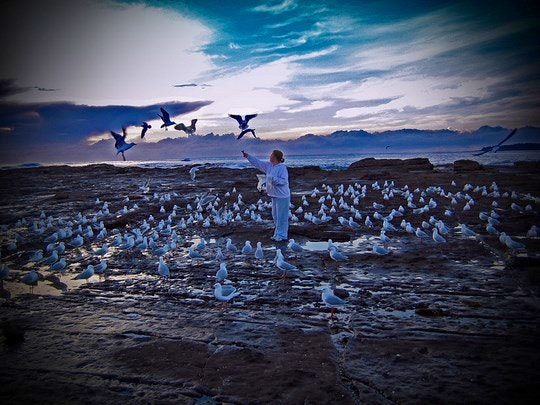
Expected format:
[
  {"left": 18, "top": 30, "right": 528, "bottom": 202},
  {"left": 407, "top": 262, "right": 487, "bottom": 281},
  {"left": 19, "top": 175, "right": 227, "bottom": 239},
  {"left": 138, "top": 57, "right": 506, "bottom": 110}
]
[
  {"left": 0, "top": 79, "right": 30, "bottom": 98},
  {"left": 1, "top": 0, "right": 214, "bottom": 106},
  {"left": 0, "top": 100, "right": 212, "bottom": 149},
  {"left": 1, "top": 0, "right": 539, "bottom": 156},
  {"left": 251, "top": 0, "right": 297, "bottom": 14},
  {"left": 283, "top": 100, "right": 334, "bottom": 113}
]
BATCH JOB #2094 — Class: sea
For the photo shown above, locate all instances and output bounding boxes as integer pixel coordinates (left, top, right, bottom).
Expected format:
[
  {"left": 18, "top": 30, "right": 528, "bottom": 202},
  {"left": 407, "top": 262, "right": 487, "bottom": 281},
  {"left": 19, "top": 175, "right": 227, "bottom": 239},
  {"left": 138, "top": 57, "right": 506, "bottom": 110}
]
[{"left": 4, "top": 150, "right": 539, "bottom": 171}]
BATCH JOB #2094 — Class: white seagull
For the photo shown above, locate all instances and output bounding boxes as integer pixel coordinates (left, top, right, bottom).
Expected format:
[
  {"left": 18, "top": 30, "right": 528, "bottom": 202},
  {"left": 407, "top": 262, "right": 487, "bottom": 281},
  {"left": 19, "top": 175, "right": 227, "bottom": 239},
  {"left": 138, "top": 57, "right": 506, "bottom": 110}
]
[
  {"left": 214, "top": 282, "right": 241, "bottom": 302},
  {"left": 215, "top": 262, "right": 228, "bottom": 282},
  {"left": 158, "top": 257, "right": 170, "bottom": 278},
  {"left": 73, "top": 265, "right": 95, "bottom": 282},
  {"left": 287, "top": 239, "right": 304, "bottom": 253},
  {"left": 321, "top": 286, "right": 348, "bottom": 319}
]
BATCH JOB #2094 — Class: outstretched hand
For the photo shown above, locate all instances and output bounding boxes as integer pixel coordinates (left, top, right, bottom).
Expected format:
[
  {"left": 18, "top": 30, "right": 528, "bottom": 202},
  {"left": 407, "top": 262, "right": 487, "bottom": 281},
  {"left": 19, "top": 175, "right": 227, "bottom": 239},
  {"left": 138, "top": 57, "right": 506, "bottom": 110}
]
[{"left": 241, "top": 150, "right": 249, "bottom": 158}]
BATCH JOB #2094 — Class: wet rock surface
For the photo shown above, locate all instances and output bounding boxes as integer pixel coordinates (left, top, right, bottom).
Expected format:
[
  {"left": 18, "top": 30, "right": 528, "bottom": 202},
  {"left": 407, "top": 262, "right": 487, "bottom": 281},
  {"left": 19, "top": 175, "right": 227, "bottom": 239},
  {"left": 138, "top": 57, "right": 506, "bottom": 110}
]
[{"left": 0, "top": 159, "right": 539, "bottom": 403}]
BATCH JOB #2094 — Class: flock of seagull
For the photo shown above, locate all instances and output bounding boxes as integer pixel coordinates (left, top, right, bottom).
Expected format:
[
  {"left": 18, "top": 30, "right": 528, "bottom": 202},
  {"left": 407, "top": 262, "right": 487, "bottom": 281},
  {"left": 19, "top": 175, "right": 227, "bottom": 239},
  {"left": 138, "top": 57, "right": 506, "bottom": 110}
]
[
  {"left": 0, "top": 170, "right": 538, "bottom": 318},
  {"left": 111, "top": 108, "right": 258, "bottom": 161}
]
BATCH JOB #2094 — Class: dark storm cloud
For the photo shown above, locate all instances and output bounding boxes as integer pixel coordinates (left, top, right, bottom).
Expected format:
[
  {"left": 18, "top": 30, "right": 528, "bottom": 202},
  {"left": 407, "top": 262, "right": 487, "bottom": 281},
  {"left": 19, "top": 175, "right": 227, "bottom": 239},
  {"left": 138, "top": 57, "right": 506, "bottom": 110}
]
[
  {"left": 0, "top": 79, "right": 31, "bottom": 99},
  {"left": 0, "top": 100, "right": 213, "bottom": 147}
]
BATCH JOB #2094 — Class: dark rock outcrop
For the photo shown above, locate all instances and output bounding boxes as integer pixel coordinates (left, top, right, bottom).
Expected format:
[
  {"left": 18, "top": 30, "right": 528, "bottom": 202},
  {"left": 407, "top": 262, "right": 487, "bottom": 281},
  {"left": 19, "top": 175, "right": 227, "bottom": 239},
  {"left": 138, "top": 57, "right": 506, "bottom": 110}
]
[
  {"left": 347, "top": 158, "right": 433, "bottom": 171},
  {"left": 453, "top": 159, "right": 483, "bottom": 172}
]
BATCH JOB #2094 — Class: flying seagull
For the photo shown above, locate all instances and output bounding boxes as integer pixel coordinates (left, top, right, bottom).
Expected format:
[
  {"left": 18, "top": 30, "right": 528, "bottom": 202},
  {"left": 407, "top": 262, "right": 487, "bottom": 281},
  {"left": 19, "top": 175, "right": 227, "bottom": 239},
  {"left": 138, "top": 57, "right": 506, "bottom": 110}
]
[
  {"left": 174, "top": 119, "right": 197, "bottom": 135},
  {"left": 111, "top": 127, "right": 136, "bottom": 161},
  {"left": 140, "top": 122, "right": 151, "bottom": 138},
  {"left": 229, "top": 114, "right": 257, "bottom": 130},
  {"left": 229, "top": 114, "right": 258, "bottom": 139},
  {"left": 473, "top": 128, "right": 517, "bottom": 156},
  {"left": 158, "top": 107, "right": 176, "bottom": 130}
]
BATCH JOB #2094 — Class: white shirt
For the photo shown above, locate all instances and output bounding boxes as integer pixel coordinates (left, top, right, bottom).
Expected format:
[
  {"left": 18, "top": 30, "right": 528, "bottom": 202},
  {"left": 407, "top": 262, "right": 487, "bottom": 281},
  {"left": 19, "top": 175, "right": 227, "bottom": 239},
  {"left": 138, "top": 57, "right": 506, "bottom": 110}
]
[{"left": 247, "top": 155, "right": 290, "bottom": 198}]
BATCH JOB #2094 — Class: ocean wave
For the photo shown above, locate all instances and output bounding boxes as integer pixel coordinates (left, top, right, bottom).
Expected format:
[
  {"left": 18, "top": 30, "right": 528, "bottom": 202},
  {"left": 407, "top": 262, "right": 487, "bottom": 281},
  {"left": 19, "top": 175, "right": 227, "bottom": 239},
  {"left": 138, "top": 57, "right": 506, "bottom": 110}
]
[{"left": 3, "top": 150, "right": 538, "bottom": 171}]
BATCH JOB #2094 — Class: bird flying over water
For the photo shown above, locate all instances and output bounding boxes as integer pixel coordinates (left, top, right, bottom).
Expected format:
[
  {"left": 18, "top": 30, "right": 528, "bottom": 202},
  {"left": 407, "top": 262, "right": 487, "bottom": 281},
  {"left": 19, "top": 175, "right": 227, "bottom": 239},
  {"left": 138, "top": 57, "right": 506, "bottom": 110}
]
[
  {"left": 174, "top": 119, "right": 198, "bottom": 135},
  {"left": 229, "top": 114, "right": 258, "bottom": 139},
  {"left": 158, "top": 107, "right": 176, "bottom": 130},
  {"left": 140, "top": 122, "right": 151, "bottom": 138},
  {"left": 473, "top": 128, "right": 517, "bottom": 156},
  {"left": 111, "top": 127, "right": 136, "bottom": 161}
]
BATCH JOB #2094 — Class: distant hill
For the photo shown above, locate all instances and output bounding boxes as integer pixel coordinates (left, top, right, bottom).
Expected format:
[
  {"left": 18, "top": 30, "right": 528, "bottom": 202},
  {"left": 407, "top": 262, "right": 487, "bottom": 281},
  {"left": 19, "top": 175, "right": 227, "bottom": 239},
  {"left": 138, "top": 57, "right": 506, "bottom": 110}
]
[
  {"left": 10, "top": 125, "right": 540, "bottom": 163},
  {"left": 498, "top": 143, "right": 540, "bottom": 151}
]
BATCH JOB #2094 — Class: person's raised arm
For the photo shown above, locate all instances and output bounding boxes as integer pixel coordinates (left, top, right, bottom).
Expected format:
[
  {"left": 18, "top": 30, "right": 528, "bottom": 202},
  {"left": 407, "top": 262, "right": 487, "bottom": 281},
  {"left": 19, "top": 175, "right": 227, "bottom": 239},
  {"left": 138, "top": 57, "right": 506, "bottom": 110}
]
[{"left": 242, "top": 150, "right": 271, "bottom": 173}]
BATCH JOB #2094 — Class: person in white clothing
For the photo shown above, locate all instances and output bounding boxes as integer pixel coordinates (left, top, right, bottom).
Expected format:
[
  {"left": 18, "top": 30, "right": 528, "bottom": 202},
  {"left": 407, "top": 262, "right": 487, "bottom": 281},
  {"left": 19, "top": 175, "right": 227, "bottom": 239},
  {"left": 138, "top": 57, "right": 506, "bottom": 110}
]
[{"left": 242, "top": 149, "right": 290, "bottom": 241}]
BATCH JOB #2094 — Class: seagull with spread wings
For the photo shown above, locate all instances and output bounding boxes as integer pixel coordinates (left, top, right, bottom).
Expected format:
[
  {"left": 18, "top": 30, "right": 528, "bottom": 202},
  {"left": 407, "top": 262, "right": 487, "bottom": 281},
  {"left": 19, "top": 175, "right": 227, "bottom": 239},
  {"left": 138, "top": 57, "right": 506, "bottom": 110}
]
[
  {"left": 158, "top": 107, "right": 176, "bottom": 130},
  {"left": 140, "top": 122, "right": 151, "bottom": 138},
  {"left": 229, "top": 114, "right": 258, "bottom": 140},
  {"left": 111, "top": 127, "right": 136, "bottom": 161},
  {"left": 175, "top": 119, "right": 198, "bottom": 135},
  {"left": 473, "top": 128, "right": 517, "bottom": 156}
]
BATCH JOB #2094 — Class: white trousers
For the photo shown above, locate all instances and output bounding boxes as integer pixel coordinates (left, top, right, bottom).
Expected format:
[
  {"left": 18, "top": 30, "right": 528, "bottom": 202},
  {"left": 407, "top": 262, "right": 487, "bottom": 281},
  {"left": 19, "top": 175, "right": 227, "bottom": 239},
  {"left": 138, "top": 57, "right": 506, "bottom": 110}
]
[{"left": 271, "top": 196, "right": 290, "bottom": 240}]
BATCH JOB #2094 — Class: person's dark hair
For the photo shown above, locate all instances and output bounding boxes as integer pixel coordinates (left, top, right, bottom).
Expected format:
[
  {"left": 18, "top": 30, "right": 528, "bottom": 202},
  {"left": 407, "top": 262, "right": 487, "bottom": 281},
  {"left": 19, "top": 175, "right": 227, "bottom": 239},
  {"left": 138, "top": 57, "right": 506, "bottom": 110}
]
[{"left": 272, "top": 149, "right": 285, "bottom": 163}]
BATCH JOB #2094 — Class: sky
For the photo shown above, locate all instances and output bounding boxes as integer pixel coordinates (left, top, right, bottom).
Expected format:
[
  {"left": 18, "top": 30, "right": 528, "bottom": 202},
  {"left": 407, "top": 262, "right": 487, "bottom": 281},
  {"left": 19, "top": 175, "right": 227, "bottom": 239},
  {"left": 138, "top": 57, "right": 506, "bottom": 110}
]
[{"left": 0, "top": 0, "right": 539, "bottom": 162}]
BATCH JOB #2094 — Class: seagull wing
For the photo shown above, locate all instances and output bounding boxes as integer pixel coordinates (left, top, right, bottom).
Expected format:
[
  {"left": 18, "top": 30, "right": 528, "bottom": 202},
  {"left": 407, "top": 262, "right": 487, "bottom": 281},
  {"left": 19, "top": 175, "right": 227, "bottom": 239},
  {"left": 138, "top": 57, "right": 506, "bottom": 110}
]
[
  {"left": 237, "top": 128, "right": 251, "bottom": 140},
  {"left": 141, "top": 126, "right": 149, "bottom": 138},
  {"left": 229, "top": 114, "right": 243, "bottom": 125},
  {"left": 111, "top": 131, "right": 124, "bottom": 148},
  {"left": 472, "top": 147, "right": 493, "bottom": 156},
  {"left": 191, "top": 119, "right": 198, "bottom": 128},
  {"left": 111, "top": 131, "right": 122, "bottom": 142},
  {"left": 122, "top": 127, "right": 128, "bottom": 140},
  {"left": 324, "top": 293, "right": 346, "bottom": 306},
  {"left": 496, "top": 128, "right": 517, "bottom": 147},
  {"left": 160, "top": 107, "right": 170, "bottom": 121},
  {"left": 175, "top": 123, "right": 187, "bottom": 132},
  {"left": 244, "top": 114, "right": 258, "bottom": 123}
]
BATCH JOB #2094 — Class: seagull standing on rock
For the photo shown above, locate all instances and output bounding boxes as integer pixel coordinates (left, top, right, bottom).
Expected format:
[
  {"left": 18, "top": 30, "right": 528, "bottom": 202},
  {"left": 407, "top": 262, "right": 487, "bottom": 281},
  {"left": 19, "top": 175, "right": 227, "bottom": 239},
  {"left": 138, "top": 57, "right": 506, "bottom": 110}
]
[
  {"left": 214, "top": 282, "right": 240, "bottom": 303},
  {"left": 73, "top": 265, "right": 94, "bottom": 282},
  {"left": 329, "top": 246, "right": 348, "bottom": 262},
  {"left": 216, "top": 262, "right": 228, "bottom": 282},
  {"left": 372, "top": 243, "right": 389, "bottom": 255},
  {"left": 321, "top": 286, "right": 348, "bottom": 319},
  {"left": 287, "top": 239, "right": 304, "bottom": 253},
  {"left": 21, "top": 270, "right": 39, "bottom": 293},
  {"left": 274, "top": 249, "right": 299, "bottom": 276},
  {"left": 255, "top": 241, "right": 264, "bottom": 261},
  {"left": 158, "top": 257, "right": 170, "bottom": 278}
]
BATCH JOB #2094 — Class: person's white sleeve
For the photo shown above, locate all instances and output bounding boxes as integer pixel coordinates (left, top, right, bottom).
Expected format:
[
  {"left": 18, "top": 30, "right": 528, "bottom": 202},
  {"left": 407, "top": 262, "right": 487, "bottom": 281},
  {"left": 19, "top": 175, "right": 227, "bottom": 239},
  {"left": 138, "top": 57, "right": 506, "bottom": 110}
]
[{"left": 247, "top": 155, "right": 272, "bottom": 173}]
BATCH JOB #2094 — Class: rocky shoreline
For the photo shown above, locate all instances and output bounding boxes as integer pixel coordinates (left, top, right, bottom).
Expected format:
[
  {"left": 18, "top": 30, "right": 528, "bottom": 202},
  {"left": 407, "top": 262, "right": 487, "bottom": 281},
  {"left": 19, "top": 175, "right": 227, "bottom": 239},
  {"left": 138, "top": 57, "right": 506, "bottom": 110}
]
[{"left": 0, "top": 158, "right": 539, "bottom": 403}]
